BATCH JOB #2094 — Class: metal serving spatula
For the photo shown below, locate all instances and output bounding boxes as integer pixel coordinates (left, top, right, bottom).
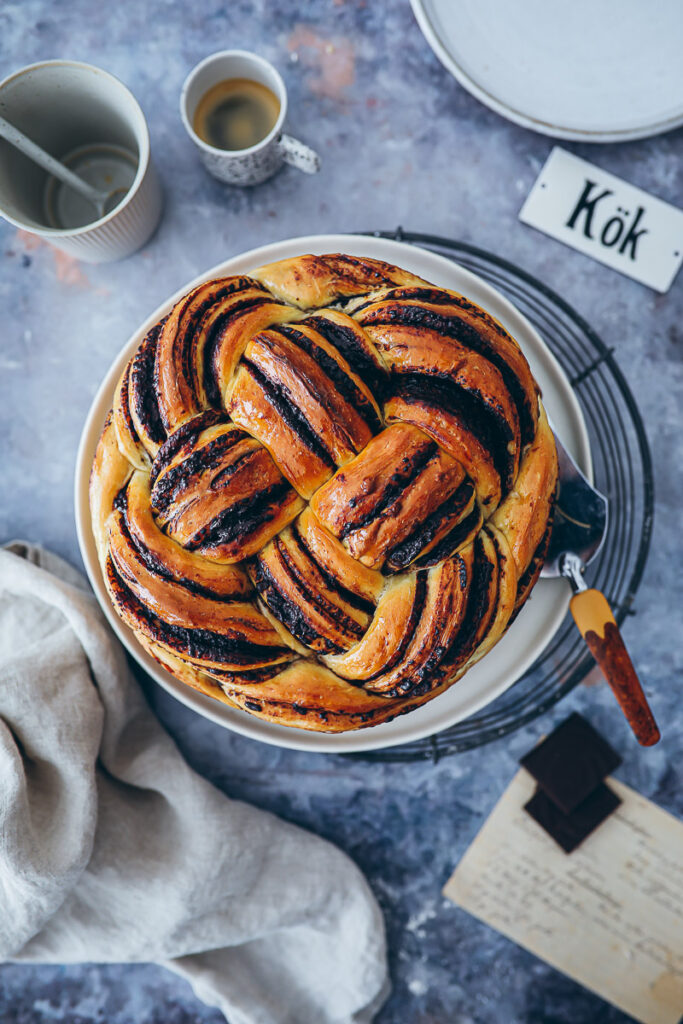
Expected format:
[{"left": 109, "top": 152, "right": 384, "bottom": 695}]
[{"left": 541, "top": 430, "right": 660, "bottom": 746}]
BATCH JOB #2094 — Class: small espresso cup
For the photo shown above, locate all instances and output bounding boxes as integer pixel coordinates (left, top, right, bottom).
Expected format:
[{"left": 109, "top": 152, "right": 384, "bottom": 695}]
[
  {"left": 0, "top": 60, "right": 162, "bottom": 263},
  {"left": 180, "top": 50, "right": 320, "bottom": 186}
]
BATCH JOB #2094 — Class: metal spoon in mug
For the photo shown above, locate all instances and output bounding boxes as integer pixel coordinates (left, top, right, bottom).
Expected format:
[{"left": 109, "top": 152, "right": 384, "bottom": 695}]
[{"left": 0, "top": 114, "right": 128, "bottom": 219}]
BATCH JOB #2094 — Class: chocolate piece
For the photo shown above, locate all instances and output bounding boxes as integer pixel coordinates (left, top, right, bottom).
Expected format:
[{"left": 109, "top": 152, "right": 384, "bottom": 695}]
[
  {"left": 524, "top": 783, "right": 621, "bottom": 854},
  {"left": 520, "top": 712, "right": 621, "bottom": 814}
]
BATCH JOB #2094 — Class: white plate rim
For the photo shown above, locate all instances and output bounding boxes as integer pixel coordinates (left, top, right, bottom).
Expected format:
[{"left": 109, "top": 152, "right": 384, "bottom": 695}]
[
  {"left": 410, "top": 0, "right": 683, "bottom": 143},
  {"left": 75, "top": 232, "right": 591, "bottom": 754}
]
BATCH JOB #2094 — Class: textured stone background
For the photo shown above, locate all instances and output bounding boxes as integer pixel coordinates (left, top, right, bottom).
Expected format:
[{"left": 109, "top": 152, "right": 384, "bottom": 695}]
[{"left": 0, "top": 1, "right": 681, "bottom": 1022}]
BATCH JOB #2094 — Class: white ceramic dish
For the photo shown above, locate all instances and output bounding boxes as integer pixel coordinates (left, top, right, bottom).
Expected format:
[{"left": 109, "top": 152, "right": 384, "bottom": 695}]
[
  {"left": 411, "top": 0, "right": 683, "bottom": 143},
  {"left": 75, "top": 233, "right": 590, "bottom": 753},
  {"left": 0, "top": 60, "right": 161, "bottom": 262}
]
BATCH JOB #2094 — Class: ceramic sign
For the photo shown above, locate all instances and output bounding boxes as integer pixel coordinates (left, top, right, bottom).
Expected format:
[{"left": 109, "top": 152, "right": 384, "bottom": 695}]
[{"left": 520, "top": 148, "right": 683, "bottom": 293}]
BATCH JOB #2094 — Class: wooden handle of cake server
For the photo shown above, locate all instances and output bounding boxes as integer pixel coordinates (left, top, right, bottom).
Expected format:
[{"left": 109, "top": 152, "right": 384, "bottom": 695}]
[{"left": 570, "top": 588, "right": 660, "bottom": 747}]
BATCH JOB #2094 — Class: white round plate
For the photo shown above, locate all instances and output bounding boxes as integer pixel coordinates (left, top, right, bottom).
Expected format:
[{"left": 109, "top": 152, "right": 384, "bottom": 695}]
[
  {"left": 411, "top": 0, "right": 683, "bottom": 142},
  {"left": 75, "top": 234, "right": 590, "bottom": 754}
]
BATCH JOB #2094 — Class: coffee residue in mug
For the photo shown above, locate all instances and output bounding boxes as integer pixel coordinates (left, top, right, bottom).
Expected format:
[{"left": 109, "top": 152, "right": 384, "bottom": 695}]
[{"left": 193, "top": 78, "right": 280, "bottom": 151}]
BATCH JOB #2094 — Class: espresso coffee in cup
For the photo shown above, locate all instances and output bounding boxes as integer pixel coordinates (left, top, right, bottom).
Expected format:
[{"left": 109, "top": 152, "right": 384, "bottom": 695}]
[
  {"left": 192, "top": 78, "right": 280, "bottom": 151},
  {"left": 181, "top": 50, "right": 320, "bottom": 185}
]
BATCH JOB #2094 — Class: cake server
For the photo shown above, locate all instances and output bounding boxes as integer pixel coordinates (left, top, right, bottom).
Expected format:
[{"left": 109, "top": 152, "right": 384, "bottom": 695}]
[{"left": 541, "top": 430, "right": 660, "bottom": 746}]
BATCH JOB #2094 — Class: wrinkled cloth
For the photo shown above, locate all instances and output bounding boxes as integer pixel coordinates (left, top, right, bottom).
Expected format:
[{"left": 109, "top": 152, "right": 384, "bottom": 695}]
[{"left": 0, "top": 543, "right": 389, "bottom": 1024}]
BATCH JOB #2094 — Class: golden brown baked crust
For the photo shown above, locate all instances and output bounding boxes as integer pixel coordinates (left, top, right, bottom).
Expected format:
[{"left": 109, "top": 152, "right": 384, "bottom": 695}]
[{"left": 89, "top": 253, "right": 558, "bottom": 732}]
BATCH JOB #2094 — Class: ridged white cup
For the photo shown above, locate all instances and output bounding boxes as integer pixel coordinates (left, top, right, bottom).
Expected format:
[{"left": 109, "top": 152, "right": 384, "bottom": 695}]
[{"left": 0, "top": 61, "right": 162, "bottom": 263}]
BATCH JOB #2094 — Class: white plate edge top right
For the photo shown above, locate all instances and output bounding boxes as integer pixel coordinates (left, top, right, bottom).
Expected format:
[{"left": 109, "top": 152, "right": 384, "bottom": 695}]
[{"left": 411, "top": 0, "right": 683, "bottom": 142}]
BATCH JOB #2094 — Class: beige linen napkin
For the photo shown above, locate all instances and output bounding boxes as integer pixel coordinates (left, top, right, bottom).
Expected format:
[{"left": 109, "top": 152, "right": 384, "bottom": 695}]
[{"left": 0, "top": 542, "right": 389, "bottom": 1024}]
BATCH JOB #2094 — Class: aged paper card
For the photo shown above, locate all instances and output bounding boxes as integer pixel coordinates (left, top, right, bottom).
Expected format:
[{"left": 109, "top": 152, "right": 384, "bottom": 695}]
[
  {"left": 519, "top": 147, "right": 683, "bottom": 292},
  {"left": 444, "top": 771, "right": 683, "bottom": 1024}
]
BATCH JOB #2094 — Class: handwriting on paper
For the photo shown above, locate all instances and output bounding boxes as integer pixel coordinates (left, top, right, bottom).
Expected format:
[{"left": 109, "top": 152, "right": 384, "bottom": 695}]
[{"left": 444, "top": 771, "right": 683, "bottom": 1024}]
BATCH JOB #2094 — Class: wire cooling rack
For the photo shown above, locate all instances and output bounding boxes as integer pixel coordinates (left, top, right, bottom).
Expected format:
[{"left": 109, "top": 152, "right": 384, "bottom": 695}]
[{"left": 351, "top": 229, "right": 654, "bottom": 763}]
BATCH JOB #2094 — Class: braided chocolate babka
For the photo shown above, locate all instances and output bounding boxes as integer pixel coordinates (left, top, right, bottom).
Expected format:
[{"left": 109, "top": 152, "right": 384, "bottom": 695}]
[{"left": 90, "top": 253, "right": 557, "bottom": 732}]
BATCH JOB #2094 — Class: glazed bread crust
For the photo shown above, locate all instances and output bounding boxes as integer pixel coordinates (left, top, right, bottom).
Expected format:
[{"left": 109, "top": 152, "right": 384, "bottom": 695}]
[{"left": 90, "top": 253, "right": 557, "bottom": 732}]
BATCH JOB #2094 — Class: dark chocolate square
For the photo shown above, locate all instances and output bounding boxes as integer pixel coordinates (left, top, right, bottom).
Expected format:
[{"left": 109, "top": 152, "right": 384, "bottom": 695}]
[
  {"left": 524, "top": 782, "right": 621, "bottom": 853},
  {"left": 520, "top": 712, "right": 621, "bottom": 814}
]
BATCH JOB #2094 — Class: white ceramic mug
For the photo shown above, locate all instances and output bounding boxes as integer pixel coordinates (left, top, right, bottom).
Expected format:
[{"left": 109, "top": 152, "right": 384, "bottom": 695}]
[
  {"left": 0, "top": 60, "right": 162, "bottom": 263},
  {"left": 180, "top": 50, "right": 320, "bottom": 186}
]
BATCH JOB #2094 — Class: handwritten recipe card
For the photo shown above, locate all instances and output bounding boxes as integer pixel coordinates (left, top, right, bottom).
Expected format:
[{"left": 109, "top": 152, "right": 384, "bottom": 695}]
[{"left": 444, "top": 771, "right": 683, "bottom": 1024}]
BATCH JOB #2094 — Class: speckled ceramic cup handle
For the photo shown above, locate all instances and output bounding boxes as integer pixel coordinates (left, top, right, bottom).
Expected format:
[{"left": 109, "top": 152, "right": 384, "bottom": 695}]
[{"left": 279, "top": 134, "right": 320, "bottom": 175}]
